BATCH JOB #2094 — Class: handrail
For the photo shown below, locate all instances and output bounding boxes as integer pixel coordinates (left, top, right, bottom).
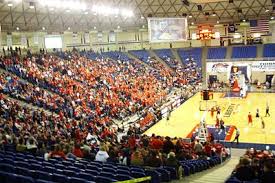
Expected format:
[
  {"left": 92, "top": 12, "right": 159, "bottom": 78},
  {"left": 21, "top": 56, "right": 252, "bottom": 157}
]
[{"left": 116, "top": 176, "right": 151, "bottom": 183}]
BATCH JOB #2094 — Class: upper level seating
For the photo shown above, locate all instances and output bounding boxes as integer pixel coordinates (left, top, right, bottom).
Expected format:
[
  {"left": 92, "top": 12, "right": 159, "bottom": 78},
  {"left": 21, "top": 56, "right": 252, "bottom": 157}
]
[
  {"left": 154, "top": 49, "right": 174, "bottom": 60},
  {"left": 102, "top": 51, "right": 130, "bottom": 62},
  {"left": 177, "top": 48, "right": 202, "bottom": 66},
  {"left": 263, "top": 44, "right": 275, "bottom": 57},
  {"left": 154, "top": 49, "right": 180, "bottom": 68},
  {"left": 231, "top": 46, "right": 257, "bottom": 59},
  {"left": 129, "top": 50, "right": 150, "bottom": 62},
  {"left": 207, "top": 47, "right": 227, "bottom": 59},
  {"left": 80, "top": 51, "right": 103, "bottom": 60}
]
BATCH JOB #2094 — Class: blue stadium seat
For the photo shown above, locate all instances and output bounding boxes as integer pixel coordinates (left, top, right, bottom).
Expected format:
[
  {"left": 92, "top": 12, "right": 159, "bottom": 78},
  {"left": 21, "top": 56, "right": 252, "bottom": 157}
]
[
  {"left": 131, "top": 171, "right": 146, "bottom": 178},
  {"left": 101, "top": 167, "right": 116, "bottom": 174},
  {"left": 35, "top": 179, "right": 56, "bottom": 183},
  {"left": 99, "top": 172, "right": 115, "bottom": 178},
  {"left": 115, "top": 174, "right": 134, "bottom": 181},
  {"left": 52, "top": 173, "right": 68, "bottom": 183},
  {"left": 207, "top": 47, "right": 227, "bottom": 59},
  {"left": 145, "top": 170, "right": 161, "bottom": 183},
  {"left": 163, "top": 166, "right": 177, "bottom": 180},
  {"left": 84, "top": 169, "right": 99, "bottom": 176},
  {"left": 177, "top": 48, "right": 202, "bottom": 66},
  {"left": 77, "top": 172, "right": 96, "bottom": 181},
  {"left": 155, "top": 168, "right": 171, "bottom": 182},
  {"left": 129, "top": 50, "right": 150, "bottom": 62},
  {"left": 232, "top": 46, "right": 257, "bottom": 58},
  {"left": 95, "top": 176, "right": 117, "bottom": 183},
  {"left": 36, "top": 171, "right": 53, "bottom": 181},
  {"left": 263, "top": 44, "right": 275, "bottom": 57},
  {"left": 116, "top": 169, "right": 130, "bottom": 175}
]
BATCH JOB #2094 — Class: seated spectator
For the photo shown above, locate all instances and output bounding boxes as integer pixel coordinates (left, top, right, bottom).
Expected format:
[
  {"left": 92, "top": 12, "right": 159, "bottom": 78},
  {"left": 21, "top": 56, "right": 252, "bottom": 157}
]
[
  {"left": 73, "top": 143, "right": 84, "bottom": 158},
  {"left": 26, "top": 136, "right": 37, "bottom": 154},
  {"left": 162, "top": 136, "right": 175, "bottom": 154},
  {"left": 16, "top": 137, "right": 26, "bottom": 152},
  {"left": 166, "top": 152, "right": 179, "bottom": 168},
  {"left": 234, "top": 157, "right": 256, "bottom": 181},
  {"left": 95, "top": 146, "right": 109, "bottom": 162},
  {"left": 261, "top": 160, "right": 275, "bottom": 183},
  {"left": 50, "top": 145, "right": 66, "bottom": 159},
  {"left": 145, "top": 150, "right": 162, "bottom": 167},
  {"left": 131, "top": 148, "right": 144, "bottom": 166}
]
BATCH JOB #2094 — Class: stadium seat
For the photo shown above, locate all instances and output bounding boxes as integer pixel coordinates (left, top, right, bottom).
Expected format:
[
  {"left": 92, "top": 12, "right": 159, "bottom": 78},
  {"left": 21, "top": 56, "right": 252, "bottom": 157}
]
[
  {"left": 115, "top": 174, "right": 134, "bottom": 181},
  {"left": 145, "top": 170, "right": 162, "bottom": 183},
  {"left": 95, "top": 176, "right": 117, "bottom": 183},
  {"left": 77, "top": 172, "right": 96, "bottom": 181},
  {"left": 131, "top": 171, "right": 146, "bottom": 178},
  {"left": 52, "top": 173, "right": 68, "bottom": 183}
]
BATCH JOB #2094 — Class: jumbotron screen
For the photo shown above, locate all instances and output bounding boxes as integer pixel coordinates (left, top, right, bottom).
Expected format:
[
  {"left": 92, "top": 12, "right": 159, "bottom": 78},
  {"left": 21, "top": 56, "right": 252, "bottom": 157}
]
[{"left": 148, "top": 17, "right": 188, "bottom": 43}]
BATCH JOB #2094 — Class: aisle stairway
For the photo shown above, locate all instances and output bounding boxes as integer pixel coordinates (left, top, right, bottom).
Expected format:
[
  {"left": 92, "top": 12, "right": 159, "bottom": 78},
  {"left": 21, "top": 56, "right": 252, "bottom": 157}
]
[{"left": 172, "top": 149, "right": 244, "bottom": 183}]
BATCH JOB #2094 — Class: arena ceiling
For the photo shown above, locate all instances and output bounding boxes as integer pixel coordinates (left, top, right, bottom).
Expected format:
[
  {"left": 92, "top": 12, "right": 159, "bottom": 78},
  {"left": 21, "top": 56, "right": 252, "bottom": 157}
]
[{"left": 0, "top": 0, "right": 273, "bottom": 32}]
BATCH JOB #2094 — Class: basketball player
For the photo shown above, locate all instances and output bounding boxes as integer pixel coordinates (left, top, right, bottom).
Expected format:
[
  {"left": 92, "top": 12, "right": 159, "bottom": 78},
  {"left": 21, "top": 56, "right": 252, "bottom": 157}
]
[
  {"left": 232, "top": 127, "right": 240, "bottom": 144},
  {"left": 166, "top": 107, "right": 171, "bottom": 125},
  {"left": 261, "top": 117, "right": 265, "bottom": 129},
  {"left": 248, "top": 112, "right": 253, "bottom": 126},
  {"left": 256, "top": 108, "right": 260, "bottom": 118},
  {"left": 265, "top": 103, "right": 270, "bottom": 117}
]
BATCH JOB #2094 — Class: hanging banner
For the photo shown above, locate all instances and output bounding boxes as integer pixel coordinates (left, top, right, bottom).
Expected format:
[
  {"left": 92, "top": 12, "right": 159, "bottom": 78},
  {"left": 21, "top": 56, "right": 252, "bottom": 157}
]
[
  {"left": 84, "top": 32, "right": 90, "bottom": 44},
  {"left": 7, "top": 35, "right": 12, "bottom": 47},
  {"left": 33, "top": 34, "right": 39, "bottom": 45},
  {"left": 72, "top": 32, "right": 78, "bottom": 45},
  {"left": 207, "top": 61, "right": 275, "bottom": 73},
  {"left": 109, "top": 31, "right": 116, "bottom": 43},
  {"left": 21, "top": 35, "right": 27, "bottom": 47},
  {"left": 97, "top": 32, "right": 103, "bottom": 42}
]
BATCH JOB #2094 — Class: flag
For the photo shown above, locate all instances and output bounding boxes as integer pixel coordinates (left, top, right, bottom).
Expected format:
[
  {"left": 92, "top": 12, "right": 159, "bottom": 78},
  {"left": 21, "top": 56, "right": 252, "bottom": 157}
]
[{"left": 249, "top": 19, "right": 269, "bottom": 33}]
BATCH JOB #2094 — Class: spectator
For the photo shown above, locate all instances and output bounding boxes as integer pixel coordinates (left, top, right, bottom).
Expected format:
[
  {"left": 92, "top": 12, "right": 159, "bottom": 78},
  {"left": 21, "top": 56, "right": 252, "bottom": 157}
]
[
  {"left": 234, "top": 157, "right": 256, "bottom": 181},
  {"left": 95, "top": 146, "right": 109, "bottom": 162}
]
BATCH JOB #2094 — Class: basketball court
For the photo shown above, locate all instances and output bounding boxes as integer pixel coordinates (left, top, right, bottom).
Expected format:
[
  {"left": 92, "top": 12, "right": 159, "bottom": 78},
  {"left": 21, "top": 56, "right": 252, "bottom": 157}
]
[{"left": 144, "top": 92, "right": 275, "bottom": 144}]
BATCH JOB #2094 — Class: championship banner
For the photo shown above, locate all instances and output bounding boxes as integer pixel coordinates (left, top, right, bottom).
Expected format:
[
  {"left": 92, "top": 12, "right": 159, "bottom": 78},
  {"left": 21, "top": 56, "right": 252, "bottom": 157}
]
[
  {"left": 108, "top": 31, "right": 116, "bottom": 43},
  {"left": 97, "top": 32, "right": 103, "bottom": 42},
  {"left": 33, "top": 34, "right": 39, "bottom": 45},
  {"left": 84, "top": 32, "right": 90, "bottom": 44},
  {"left": 72, "top": 32, "right": 78, "bottom": 45},
  {"left": 21, "top": 35, "right": 27, "bottom": 47},
  {"left": 7, "top": 35, "right": 12, "bottom": 47},
  {"left": 251, "top": 61, "right": 275, "bottom": 71}
]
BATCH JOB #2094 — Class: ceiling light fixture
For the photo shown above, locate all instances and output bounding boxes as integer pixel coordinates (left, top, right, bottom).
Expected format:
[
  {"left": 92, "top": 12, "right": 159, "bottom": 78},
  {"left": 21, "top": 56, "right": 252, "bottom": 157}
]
[
  {"left": 7, "top": 1, "right": 13, "bottom": 7},
  {"left": 29, "top": 2, "right": 35, "bottom": 9},
  {"left": 68, "top": 27, "right": 71, "bottom": 30},
  {"left": 16, "top": 27, "right": 19, "bottom": 31}
]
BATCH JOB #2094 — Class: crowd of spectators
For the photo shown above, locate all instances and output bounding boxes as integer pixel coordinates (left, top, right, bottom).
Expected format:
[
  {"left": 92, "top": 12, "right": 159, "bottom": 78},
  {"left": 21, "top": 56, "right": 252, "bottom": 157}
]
[
  {"left": 230, "top": 148, "right": 275, "bottom": 182},
  {"left": 0, "top": 50, "right": 215, "bottom": 180}
]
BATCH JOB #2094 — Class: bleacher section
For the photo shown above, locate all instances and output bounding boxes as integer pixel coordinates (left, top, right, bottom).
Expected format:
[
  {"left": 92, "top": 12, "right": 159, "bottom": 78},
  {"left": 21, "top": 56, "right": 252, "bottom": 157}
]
[
  {"left": 207, "top": 47, "right": 227, "bottom": 59},
  {"left": 0, "top": 150, "right": 222, "bottom": 183},
  {"left": 80, "top": 51, "right": 103, "bottom": 60},
  {"left": 231, "top": 46, "right": 257, "bottom": 59},
  {"left": 177, "top": 48, "right": 202, "bottom": 66},
  {"left": 102, "top": 51, "right": 131, "bottom": 62},
  {"left": 263, "top": 44, "right": 275, "bottom": 57},
  {"left": 129, "top": 50, "right": 150, "bottom": 62}
]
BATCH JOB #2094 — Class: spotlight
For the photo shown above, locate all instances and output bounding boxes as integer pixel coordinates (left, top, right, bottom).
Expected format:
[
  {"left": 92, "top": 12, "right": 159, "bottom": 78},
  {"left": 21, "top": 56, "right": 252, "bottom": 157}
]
[
  {"left": 93, "top": 26, "right": 96, "bottom": 29},
  {"left": 42, "top": 27, "right": 45, "bottom": 30},
  {"left": 66, "top": 9, "right": 71, "bottom": 13},
  {"left": 191, "top": 22, "right": 194, "bottom": 25},
  {"left": 84, "top": 11, "right": 88, "bottom": 15},
  {"left": 242, "top": 19, "right": 246, "bottom": 22},
  {"left": 117, "top": 25, "right": 120, "bottom": 29},
  {"left": 68, "top": 27, "right": 71, "bottom": 30},
  {"left": 271, "top": 17, "right": 275, "bottom": 20},
  {"left": 29, "top": 2, "right": 35, "bottom": 9},
  {"left": 16, "top": 27, "right": 19, "bottom": 31},
  {"left": 212, "top": 12, "right": 217, "bottom": 16},
  {"left": 265, "top": 9, "right": 270, "bottom": 12},
  {"left": 188, "top": 15, "right": 192, "bottom": 18},
  {"left": 7, "top": 1, "right": 13, "bottom": 7},
  {"left": 217, "top": 20, "right": 220, "bottom": 24}
]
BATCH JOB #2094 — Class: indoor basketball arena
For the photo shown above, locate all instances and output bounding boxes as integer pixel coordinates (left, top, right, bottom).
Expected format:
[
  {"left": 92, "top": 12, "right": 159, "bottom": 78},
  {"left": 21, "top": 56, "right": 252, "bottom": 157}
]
[{"left": 0, "top": 0, "right": 275, "bottom": 183}]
